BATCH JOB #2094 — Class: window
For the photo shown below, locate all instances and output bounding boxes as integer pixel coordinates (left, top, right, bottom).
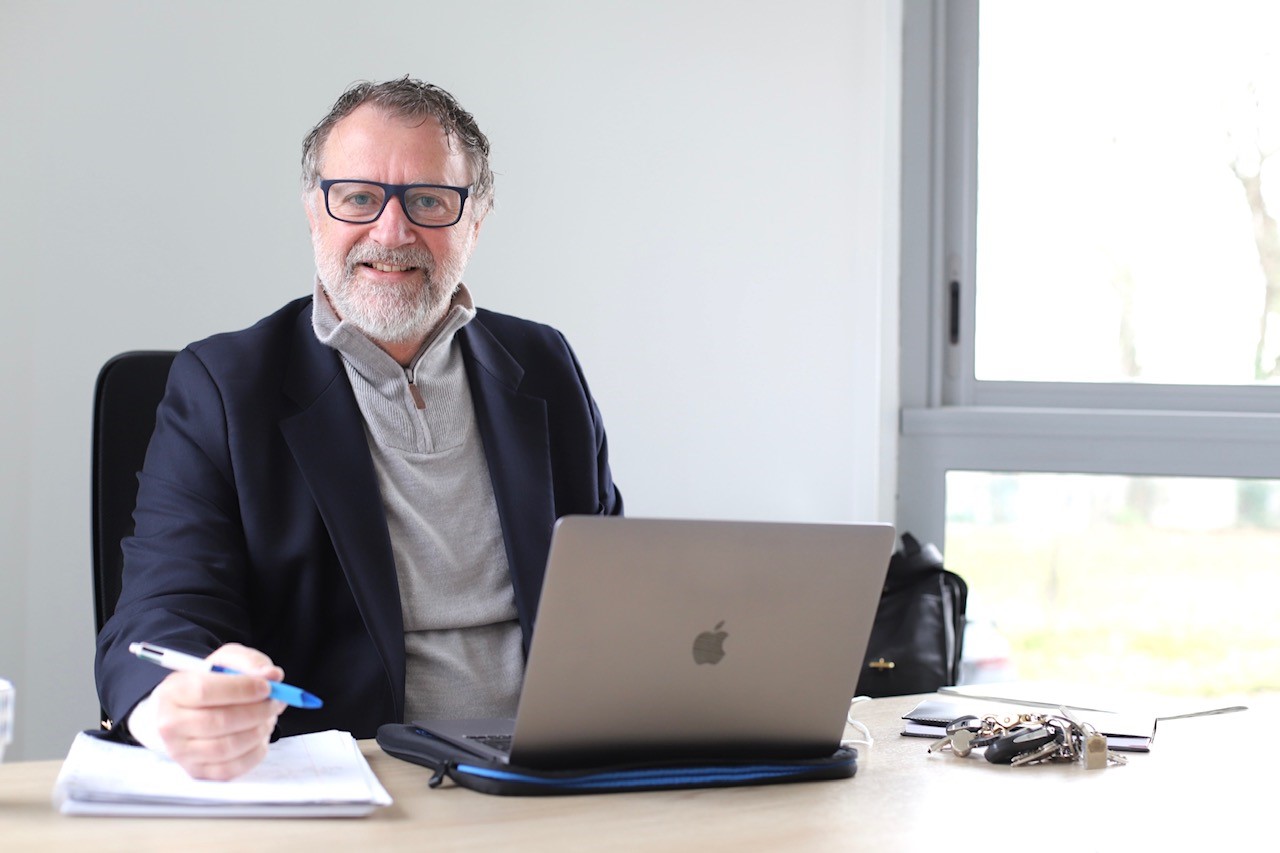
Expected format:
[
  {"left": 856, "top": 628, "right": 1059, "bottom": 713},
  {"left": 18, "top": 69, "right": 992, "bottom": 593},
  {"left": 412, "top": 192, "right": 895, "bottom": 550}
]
[
  {"left": 898, "top": 0, "right": 1280, "bottom": 705},
  {"left": 947, "top": 471, "right": 1280, "bottom": 699},
  {"left": 975, "top": 2, "right": 1280, "bottom": 388}
]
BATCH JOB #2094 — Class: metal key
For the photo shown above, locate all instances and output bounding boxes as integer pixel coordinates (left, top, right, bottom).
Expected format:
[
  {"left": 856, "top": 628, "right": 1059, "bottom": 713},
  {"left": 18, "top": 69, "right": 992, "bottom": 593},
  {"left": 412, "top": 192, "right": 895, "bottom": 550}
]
[
  {"left": 949, "top": 728, "right": 977, "bottom": 757},
  {"left": 1006, "top": 720, "right": 1066, "bottom": 766},
  {"left": 927, "top": 734, "right": 952, "bottom": 754},
  {"left": 1010, "top": 738, "right": 1062, "bottom": 766},
  {"left": 926, "top": 725, "right": 954, "bottom": 753}
]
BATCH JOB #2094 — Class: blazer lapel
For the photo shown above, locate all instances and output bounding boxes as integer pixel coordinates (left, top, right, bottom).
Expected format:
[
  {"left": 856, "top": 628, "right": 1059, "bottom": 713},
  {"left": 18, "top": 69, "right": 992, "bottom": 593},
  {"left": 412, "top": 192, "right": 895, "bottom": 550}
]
[
  {"left": 278, "top": 308, "right": 406, "bottom": 718},
  {"left": 460, "top": 319, "right": 555, "bottom": 649}
]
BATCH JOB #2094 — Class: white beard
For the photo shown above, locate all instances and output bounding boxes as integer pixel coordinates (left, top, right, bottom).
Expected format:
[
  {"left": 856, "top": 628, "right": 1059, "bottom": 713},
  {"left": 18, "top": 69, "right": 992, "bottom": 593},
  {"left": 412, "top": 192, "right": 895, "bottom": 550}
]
[{"left": 312, "top": 238, "right": 470, "bottom": 345}]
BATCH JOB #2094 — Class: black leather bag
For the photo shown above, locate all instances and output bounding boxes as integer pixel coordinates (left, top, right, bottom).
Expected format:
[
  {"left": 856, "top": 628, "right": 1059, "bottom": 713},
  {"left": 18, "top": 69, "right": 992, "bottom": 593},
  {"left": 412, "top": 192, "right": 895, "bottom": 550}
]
[{"left": 855, "top": 532, "right": 968, "bottom": 698}]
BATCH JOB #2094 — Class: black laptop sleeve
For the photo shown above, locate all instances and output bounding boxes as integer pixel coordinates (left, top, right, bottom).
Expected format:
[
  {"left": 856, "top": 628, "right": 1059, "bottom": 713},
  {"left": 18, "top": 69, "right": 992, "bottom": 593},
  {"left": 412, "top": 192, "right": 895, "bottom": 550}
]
[{"left": 376, "top": 724, "right": 858, "bottom": 796}]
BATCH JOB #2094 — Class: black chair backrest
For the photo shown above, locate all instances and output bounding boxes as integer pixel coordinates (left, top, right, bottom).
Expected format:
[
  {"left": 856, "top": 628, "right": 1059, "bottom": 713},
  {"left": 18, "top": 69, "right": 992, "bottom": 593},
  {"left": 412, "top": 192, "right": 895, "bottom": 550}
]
[{"left": 91, "top": 351, "right": 177, "bottom": 636}]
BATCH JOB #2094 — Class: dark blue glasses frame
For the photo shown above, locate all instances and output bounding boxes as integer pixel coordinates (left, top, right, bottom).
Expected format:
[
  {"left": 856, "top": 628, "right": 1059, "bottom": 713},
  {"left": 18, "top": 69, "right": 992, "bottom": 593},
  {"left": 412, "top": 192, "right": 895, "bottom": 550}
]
[{"left": 320, "top": 179, "right": 471, "bottom": 228}]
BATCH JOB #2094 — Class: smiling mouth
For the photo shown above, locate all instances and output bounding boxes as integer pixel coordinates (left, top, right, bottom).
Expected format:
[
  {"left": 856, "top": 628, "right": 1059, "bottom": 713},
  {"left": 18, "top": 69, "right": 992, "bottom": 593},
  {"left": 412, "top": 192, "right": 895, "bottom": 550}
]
[{"left": 363, "top": 262, "right": 417, "bottom": 273}]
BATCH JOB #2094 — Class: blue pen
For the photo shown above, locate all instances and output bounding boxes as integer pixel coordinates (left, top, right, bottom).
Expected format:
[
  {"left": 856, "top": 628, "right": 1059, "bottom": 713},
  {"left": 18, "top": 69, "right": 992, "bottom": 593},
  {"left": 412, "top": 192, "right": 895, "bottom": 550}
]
[{"left": 128, "top": 642, "right": 323, "bottom": 709}]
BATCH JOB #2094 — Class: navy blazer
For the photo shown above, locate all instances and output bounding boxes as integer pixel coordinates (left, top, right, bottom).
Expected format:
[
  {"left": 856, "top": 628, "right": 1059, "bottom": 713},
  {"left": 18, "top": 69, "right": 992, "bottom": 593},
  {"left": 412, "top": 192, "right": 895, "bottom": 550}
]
[{"left": 95, "top": 296, "right": 622, "bottom": 739}]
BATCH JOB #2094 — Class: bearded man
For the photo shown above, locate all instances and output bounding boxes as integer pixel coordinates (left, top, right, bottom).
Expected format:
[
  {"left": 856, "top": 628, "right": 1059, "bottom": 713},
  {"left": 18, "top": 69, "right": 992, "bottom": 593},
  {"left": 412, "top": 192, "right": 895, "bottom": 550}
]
[{"left": 94, "top": 77, "right": 622, "bottom": 780}]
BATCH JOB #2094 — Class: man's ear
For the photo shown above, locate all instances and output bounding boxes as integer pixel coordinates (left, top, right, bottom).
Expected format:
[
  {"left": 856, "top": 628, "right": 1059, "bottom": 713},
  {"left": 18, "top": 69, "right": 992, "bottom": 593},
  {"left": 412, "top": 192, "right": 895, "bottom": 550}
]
[{"left": 303, "top": 191, "right": 319, "bottom": 233}]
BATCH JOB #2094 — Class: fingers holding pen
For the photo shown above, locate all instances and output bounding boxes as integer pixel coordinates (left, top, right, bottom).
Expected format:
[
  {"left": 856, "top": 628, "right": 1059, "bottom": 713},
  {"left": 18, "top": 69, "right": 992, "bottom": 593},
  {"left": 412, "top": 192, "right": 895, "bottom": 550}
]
[
  {"left": 141, "top": 643, "right": 288, "bottom": 779},
  {"left": 152, "top": 670, "right": 284, "bottom": 779}
]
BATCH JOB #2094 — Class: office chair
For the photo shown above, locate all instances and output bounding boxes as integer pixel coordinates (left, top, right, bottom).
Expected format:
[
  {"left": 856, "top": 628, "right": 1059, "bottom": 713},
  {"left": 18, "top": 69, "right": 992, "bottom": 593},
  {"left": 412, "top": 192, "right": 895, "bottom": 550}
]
[{"left": 91, "top": 351, "right": 177, "bottom": 639}]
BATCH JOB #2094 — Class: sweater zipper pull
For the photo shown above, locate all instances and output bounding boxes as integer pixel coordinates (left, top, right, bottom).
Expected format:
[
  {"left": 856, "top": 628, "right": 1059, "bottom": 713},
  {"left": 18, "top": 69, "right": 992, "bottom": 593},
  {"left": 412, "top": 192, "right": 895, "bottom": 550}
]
[{"left": 405, "top": 369, "right": 426, "bottom": 410}]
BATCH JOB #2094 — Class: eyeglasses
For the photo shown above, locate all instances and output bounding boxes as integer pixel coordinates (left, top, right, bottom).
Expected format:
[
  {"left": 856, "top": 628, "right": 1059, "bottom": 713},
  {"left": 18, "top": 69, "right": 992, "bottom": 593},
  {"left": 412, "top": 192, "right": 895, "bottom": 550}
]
[{"left": 319, "top": 179, "right": 471, "bottom": 228}]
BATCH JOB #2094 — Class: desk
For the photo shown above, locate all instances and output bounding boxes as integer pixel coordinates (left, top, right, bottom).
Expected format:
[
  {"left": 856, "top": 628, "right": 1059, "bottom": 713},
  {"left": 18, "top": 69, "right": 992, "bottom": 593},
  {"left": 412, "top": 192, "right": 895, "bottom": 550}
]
[{"left": 0, "top": 695, "right": 1266, "bottom": 851}]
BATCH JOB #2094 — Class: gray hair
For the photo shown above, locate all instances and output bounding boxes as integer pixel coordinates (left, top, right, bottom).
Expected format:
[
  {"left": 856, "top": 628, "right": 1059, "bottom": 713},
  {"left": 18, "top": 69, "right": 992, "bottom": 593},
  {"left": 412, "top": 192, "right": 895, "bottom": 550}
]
[{"left": 301, "top": 76, "right": 493, "bottom": 213}]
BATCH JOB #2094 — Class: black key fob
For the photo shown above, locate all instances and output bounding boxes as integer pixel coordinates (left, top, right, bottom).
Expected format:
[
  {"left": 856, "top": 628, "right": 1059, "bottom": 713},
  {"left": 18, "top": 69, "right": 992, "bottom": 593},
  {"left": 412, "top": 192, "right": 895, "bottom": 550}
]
[{"left": 984, "top": 726, "right": 1056, "bottom": 764}]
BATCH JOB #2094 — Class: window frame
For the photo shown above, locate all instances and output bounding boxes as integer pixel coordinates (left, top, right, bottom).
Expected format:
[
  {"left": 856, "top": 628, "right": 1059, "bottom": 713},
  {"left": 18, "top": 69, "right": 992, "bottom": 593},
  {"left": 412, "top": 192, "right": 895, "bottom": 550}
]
[{"left": 896, "top": 0, "right": 1280, "bottom": 548}]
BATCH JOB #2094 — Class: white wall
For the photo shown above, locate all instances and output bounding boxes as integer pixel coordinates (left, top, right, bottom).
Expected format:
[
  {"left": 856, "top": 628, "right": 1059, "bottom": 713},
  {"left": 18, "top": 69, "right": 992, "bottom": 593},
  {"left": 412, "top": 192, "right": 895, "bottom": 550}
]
[{"left": 0, "top": 0, "right": 901, "bottom": 760}]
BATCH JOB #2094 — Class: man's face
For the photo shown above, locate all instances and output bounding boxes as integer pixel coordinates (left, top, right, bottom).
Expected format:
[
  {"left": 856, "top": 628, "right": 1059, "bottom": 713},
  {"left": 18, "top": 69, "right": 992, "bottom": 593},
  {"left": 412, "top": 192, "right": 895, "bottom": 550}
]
[{"left": 305, "top": 103, "right": 484, "bottom": 346}]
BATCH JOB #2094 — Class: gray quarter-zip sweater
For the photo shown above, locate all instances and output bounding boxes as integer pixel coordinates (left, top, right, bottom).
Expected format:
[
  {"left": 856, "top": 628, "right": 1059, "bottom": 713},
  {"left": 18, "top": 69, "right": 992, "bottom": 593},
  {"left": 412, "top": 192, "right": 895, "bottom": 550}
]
[{"left": 312, "top": 280, "right": 523, "bottom": 721}]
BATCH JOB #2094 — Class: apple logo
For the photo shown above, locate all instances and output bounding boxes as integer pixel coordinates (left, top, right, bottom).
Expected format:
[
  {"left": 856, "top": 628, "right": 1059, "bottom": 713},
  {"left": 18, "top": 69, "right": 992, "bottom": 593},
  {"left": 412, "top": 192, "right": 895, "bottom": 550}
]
[{"left": 692, "top": 621, "right": 728, "bottom": 665}]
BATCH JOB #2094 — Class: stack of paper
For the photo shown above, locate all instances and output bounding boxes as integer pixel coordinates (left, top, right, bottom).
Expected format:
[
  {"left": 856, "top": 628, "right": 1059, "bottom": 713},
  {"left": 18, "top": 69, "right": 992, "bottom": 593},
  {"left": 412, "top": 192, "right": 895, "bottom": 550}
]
[{"left": 52, "top": 729, "right": 392, "bottom": 817}]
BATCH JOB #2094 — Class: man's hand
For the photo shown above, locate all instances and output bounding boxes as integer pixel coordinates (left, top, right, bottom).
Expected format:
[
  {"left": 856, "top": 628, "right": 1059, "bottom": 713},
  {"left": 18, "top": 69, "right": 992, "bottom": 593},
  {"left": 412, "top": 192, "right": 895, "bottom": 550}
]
[{"left": 135, "top": 643, "right": 287, "bottom": 780}]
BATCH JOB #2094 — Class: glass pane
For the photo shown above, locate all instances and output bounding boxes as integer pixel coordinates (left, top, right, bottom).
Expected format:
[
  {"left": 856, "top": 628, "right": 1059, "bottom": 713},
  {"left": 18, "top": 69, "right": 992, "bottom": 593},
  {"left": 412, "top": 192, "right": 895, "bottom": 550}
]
[
  {"left": 975, "top": 2, "right": 1280, "bottom": 384},
  {"left": 946, "top": 471, "right": 1280, "bottom": 707}
]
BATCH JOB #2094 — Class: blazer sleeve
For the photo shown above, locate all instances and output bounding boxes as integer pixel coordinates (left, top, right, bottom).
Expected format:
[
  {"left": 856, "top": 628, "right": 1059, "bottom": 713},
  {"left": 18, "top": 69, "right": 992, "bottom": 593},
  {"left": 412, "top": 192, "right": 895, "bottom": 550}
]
[
  {"left": 559, "top": 329, "right": 622, "bottom": 518},
  {"left": 94, "top": 347, "right": 256, "bottom": 727}
]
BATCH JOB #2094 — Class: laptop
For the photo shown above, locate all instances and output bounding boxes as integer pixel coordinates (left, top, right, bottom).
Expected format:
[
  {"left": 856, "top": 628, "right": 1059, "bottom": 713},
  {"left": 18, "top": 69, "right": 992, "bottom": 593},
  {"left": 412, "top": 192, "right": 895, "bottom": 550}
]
[{"left": 416, "top": 515, "right": 895, "bottom": 769}]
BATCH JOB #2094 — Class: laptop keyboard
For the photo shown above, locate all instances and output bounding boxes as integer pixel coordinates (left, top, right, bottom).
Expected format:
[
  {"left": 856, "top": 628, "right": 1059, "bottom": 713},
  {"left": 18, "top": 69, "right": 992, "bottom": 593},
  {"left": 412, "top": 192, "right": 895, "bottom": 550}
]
[{"left": 466, "top": 733, "right": 513, "bottom": 753}]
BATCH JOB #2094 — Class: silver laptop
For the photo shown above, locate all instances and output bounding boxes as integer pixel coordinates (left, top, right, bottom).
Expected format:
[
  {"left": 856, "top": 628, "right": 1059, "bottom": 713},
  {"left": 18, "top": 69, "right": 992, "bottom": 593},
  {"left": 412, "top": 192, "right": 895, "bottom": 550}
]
[{"left": 416, "top": 515, "right": 895, "bottom": 769}]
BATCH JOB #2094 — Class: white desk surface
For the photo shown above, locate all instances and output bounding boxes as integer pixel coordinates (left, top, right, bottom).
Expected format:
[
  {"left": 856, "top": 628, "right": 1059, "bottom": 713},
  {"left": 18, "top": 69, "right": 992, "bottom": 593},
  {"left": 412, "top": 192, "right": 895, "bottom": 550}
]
[{"left": 0, "top": 693, "right": 1267, "bottom": 851}]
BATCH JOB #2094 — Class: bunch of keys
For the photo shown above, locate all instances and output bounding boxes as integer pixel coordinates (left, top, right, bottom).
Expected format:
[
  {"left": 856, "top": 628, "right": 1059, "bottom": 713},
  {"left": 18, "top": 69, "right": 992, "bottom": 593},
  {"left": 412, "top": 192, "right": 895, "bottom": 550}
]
[{"left": 928, "top": 708, "right": 1127, "bottom": 769}]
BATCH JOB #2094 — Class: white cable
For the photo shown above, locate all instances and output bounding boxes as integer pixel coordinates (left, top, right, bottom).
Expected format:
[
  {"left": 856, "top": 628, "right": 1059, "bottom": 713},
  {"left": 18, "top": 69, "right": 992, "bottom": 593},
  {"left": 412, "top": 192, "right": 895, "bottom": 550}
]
[{"left": 842, "top": 696, "right": 874, "bottom": 755}]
